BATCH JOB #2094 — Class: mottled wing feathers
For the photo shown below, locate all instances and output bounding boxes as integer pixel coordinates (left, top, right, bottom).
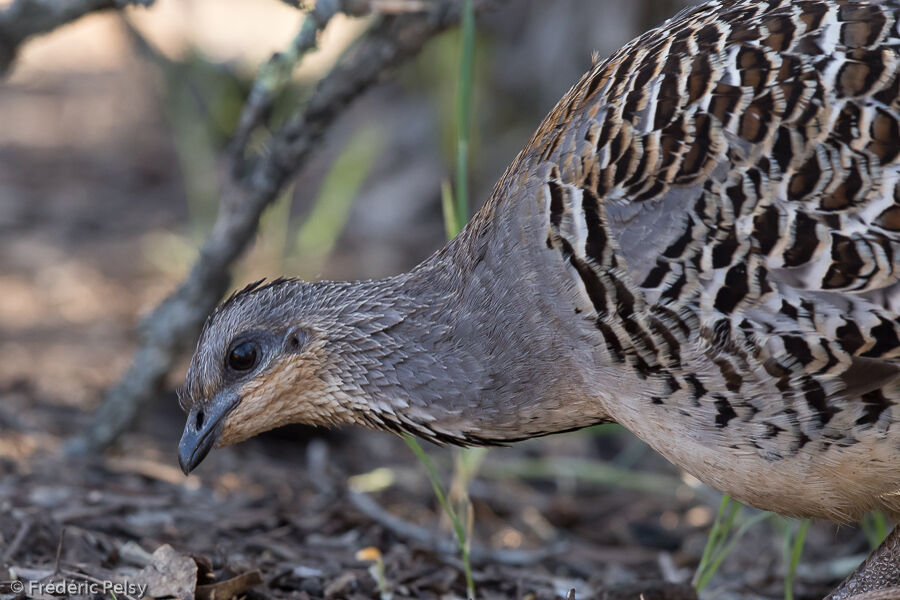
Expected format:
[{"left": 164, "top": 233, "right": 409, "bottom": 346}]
[{"left": 528, "top": 0, "right": 900, "bottom": 462}]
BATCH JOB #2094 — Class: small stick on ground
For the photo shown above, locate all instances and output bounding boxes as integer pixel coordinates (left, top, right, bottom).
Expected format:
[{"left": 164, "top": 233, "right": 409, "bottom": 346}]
[
  {"left": 347, "top": 491, "right": 567, "bottom": 566},
  {"left": 52, "top": 526, "right": 66, "bottom": 575},
  {"left": 1, "top": 518, "right": 31, "bottom": 564}
]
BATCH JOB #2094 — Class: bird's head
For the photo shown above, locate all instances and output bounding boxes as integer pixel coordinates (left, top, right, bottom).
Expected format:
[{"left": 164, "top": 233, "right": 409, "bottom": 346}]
[{"left": 177, "top": 278, "right": 363, "bottom": 474}]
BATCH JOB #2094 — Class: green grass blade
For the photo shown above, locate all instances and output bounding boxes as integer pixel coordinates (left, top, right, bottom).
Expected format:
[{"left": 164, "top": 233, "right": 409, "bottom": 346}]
[
  {"left": 441, "top": 179, "right": 460, "bottom": 239},
  {"left": 249, "top": 184, "right": 294, "bottom": 273},
  {"left": 698, "top": 510, "right": 771, "bottom": 592},
  {"left": 402, "top": 435, "right": 458, "bottom": 523},
  {"left": 293, "top": 125, "right": 380, "bottom": 267},
  {"left": 402, "top": 434, "right": 474, "bottom": 598},
  {"left": 693, "top": 495, "right": 733, "bottom": 588},
  {"left": 862, "top": 511, "right": 889, "bottom": 549},
  {"left": 454, "top": 0, "right": 475, "bottom": 226},
  {"left": 693, "top": 495, "right": 775, "bottom": 593},
  {"left": 784, "top": 519, "right": 810, "bottom": 600}
]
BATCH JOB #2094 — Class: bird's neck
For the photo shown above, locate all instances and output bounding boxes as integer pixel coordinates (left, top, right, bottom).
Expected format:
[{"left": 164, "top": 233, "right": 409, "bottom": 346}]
[{"left": 326, "top": 231, "right": 608, "bottom": 445}]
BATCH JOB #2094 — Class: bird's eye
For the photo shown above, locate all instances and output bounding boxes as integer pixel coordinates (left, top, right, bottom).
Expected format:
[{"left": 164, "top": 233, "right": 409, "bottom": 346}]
[{"left": 227, "top": 341, "right": 259, "bottom": 372}]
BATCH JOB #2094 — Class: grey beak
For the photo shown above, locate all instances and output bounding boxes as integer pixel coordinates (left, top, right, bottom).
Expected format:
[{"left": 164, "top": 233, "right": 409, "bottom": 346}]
[{"left": 178, "top": 392, "right": 240, "bottom": 474}]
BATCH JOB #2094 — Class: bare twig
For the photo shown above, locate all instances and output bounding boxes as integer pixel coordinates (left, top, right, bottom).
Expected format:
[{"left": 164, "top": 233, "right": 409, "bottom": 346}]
[
  {"left": 230, "top": 0, "right": 374, "bottom": 163},
  {"left": 52, "top": 527, "right": 66, "bottom": 575},
  {"left": 1, "top": 518, "right": 31, "bottom": 564},
  {"left": 0, "top": 0, "right": 155, "bottom": 74},
  {"left": 69, "top": 0, "right": 503, "bottom": 454},
  {"left": 348, "top": 491, "right": 567, "bottom": 566}
]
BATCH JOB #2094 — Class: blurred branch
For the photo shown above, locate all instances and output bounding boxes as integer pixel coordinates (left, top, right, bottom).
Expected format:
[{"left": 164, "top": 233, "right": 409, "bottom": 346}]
[
  {"left": 229, "top": 0, "right": 371, "bottom": 161},
  {"left": 68, "top": 0, "right": 505, "bottom": 454},
  {"left": 0, "top": 0, "right": 154, "bottom": 75},
  {"left": 230, "top": 0, "right": 440, "bottom": 166}
]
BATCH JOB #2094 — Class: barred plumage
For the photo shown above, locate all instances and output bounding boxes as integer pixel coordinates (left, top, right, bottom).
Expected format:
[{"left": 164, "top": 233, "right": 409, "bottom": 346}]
[
  {"left": 179, "top": 0, "right": 900, "bottom": 593},
  {"left": 517, "top": 0, "right": 900, "bottom": 521}
]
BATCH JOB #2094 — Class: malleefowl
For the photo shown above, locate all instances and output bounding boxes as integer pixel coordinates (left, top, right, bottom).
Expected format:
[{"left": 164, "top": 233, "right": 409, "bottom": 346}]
[{"left": 178, "top": 0, "right": 900, "bottom": 595}]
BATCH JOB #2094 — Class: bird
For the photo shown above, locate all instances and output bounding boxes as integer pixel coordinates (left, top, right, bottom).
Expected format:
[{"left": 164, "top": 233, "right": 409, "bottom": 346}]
[{"left": 178, "top": 0, "right": 900, "bottom": 595}]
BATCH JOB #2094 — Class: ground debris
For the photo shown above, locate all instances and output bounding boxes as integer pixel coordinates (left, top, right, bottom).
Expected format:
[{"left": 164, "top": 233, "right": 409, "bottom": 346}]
[
  {"left": 598, "top": 581, "right": 697, "bottom": 600},
  {"left": 0, "top": 389, "right": 864, "bottom": 600},
  {"left": 196, "top": 570, "right": 263, "bottom": 600},
  {"left": 134, "top": 544, "right": 197, "bottom": 600}
]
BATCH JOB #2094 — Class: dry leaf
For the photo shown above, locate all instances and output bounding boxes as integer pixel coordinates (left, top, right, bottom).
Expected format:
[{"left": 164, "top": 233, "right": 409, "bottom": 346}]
[
  {"left": 196, "top": 570, "right": 263, "bottom": 600},
  {"left": 134, "top": 544, "right": 197, "bottom": 600}
]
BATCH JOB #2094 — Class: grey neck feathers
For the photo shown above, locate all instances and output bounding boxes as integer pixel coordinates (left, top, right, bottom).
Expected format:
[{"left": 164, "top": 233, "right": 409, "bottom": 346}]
[{"left": 310, "top": 233, "right": 608, "bottom": 445}]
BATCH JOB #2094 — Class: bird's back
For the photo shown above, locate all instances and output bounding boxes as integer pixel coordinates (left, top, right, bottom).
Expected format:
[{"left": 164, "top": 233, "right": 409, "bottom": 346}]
[{"left": 477, "top": 0, "right": 900, "bottom": 520}]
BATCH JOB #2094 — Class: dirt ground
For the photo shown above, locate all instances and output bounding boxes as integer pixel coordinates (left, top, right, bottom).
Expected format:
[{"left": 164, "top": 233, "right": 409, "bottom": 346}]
[
  {"left": 0, "top": 2, "right": 886, "bottom": 599},
  {"left": 1, "top": 374, "right": 875, "bottom": 600}
]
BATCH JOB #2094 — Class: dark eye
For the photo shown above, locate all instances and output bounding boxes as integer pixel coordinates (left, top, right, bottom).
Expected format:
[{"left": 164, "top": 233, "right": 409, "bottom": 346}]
[{"left": 227, "top": 341, "right": 259, "bottom": 372}]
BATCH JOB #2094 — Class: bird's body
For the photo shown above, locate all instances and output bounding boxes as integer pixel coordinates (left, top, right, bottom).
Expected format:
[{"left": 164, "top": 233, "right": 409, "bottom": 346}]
[
  {"left": 486, "top": 0, "right": 900, "bottom": 522},
  {"left": 180, "top": 0, "right": 900, "bottom": 531}
]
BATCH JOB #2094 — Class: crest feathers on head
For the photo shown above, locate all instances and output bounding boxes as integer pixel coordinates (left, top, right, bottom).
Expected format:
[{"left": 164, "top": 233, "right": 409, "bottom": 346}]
[
  {"left": 219, "top": 277, "right": 298, "bottom": 313},
  {"left": 198, "top": 277, "right": 299, "bottom": 338}
]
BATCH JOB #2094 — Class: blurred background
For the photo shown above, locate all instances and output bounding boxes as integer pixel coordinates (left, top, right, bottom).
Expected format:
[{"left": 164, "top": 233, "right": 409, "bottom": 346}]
[{"left": 0, "top": 1, "right": 884, "bottom": 599}]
